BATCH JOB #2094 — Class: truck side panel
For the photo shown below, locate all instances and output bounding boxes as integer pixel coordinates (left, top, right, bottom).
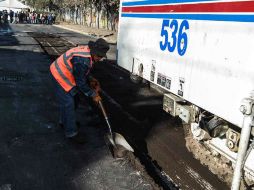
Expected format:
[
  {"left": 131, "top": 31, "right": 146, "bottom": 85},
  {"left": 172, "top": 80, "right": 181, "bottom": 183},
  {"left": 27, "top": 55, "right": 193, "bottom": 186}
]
[{"left": 117, "top": 0, "right": 254, "bottom": 128}]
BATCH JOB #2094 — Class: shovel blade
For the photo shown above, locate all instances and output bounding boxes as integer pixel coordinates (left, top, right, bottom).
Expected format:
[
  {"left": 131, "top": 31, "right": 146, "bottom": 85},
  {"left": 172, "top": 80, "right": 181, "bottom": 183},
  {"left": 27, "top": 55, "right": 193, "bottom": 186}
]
[{"left": 113, "top": 133, "right": 134, "bottom": 152}]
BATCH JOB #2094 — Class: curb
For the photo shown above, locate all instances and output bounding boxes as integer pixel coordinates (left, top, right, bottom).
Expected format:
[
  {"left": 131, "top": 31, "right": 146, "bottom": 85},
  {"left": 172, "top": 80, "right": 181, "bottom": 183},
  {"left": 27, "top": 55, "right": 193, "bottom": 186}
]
[
  {"left": 53, "top": 24, "right": 116, "bottom": 43},
  {"left": 53, "top": 24, "right": 96, "bottom": 37}
]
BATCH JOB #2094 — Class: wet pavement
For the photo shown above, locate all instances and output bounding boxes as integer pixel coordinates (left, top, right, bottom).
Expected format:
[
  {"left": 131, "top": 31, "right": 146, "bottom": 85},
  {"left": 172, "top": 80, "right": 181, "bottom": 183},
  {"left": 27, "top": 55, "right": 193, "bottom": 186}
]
[{"left": 0, "top": 23, "right": 154, "bottom": 190}]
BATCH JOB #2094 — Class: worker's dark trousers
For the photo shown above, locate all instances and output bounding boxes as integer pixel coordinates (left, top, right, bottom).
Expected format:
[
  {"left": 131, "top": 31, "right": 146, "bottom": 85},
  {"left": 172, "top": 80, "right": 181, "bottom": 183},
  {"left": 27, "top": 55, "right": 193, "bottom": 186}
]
[{"left": 55, "top": 81, "right": 78, "bottom": 138}]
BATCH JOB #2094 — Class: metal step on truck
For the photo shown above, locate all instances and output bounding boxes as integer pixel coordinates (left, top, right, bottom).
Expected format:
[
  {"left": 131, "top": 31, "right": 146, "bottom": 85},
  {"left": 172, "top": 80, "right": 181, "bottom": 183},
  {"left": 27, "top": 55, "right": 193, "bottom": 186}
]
[{"left": 117, "top": 0, "right": 254, "bottom": 189}]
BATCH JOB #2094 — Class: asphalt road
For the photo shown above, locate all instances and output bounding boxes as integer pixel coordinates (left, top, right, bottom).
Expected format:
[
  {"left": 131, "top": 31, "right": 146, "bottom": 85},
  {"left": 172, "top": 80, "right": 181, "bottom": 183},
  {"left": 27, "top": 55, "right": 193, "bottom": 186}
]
[{"left": 0, "top": 23, "right": 154, "bottom": 190}]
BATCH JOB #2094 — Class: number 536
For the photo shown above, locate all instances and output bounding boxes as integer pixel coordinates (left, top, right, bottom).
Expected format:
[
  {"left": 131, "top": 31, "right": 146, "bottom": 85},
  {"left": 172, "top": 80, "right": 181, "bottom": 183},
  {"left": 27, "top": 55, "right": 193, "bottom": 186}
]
[{"left": 159, "top": 19, "right": 189, "bottom": 56}]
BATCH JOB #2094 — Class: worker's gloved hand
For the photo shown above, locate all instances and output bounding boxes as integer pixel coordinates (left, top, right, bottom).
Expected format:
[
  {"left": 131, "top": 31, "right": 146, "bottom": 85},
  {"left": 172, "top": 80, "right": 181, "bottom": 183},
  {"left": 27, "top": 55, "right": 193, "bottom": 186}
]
[
  {"left": 90, "top": 78, "right": 101, "bottom": 93},
  {"left": 92, "top": 94, "right": 102, "bottom": 104}
]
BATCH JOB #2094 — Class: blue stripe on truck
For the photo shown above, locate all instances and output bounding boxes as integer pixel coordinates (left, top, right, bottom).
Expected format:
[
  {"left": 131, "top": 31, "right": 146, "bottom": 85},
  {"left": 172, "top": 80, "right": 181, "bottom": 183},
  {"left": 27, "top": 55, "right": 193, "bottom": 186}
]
[{"left": 122, "top": 0, "right": 218, "bottom": 6}]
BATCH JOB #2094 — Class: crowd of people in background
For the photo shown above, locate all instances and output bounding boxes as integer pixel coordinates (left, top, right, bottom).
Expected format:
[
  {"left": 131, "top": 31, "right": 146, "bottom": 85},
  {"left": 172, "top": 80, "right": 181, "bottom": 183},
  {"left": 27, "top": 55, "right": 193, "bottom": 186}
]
[{"left": 0, "top": 10, "right": 56, "bottom": 25}]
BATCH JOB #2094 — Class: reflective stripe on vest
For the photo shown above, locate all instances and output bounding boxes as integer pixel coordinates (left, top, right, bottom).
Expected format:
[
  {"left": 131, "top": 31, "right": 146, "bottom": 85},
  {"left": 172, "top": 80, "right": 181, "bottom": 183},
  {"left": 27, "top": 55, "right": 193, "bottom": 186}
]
[{"left": 50, "top": 46, "right": 92, "bottom": 92}]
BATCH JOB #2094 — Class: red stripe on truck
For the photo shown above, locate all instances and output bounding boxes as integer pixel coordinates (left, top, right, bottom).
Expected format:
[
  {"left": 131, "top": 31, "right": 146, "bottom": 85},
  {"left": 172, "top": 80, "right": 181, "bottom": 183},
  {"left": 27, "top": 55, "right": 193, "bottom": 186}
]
[{"left": 122, "top": 1, "right": 254, "bottom": 13}]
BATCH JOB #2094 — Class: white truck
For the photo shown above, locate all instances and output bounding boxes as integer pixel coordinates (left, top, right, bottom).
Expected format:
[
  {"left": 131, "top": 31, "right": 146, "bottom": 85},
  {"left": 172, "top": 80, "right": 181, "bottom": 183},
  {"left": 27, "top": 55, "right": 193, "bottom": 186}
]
[{"left": 117, "top": 0, "right": 254, "bottom": 189}]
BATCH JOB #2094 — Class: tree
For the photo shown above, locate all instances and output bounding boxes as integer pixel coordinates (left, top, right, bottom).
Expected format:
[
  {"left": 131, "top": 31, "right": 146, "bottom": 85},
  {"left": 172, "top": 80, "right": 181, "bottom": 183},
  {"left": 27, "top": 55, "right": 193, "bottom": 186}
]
[
  {"left": 23, "top": 0, "right": 120, "bottom": 31},
  {"left": 24, "top": 0, "right": 52, "bottom": 10},
  {"left": 103, "top": 0, "right": 119, "bottom": 31}
]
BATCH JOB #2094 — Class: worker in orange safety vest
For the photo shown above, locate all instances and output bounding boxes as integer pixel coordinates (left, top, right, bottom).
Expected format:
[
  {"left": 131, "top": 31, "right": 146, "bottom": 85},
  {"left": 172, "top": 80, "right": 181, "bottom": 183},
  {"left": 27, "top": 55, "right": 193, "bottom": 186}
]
[{"left": 50, "top": 38, "right": 110, "bottom": 144}]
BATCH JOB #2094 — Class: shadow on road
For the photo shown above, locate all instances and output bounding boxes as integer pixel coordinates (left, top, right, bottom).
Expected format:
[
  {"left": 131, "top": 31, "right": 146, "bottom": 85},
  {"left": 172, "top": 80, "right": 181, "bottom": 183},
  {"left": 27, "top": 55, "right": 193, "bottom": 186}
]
[{"left": 0, "top": 24, "right": 122, "bottom": 190}]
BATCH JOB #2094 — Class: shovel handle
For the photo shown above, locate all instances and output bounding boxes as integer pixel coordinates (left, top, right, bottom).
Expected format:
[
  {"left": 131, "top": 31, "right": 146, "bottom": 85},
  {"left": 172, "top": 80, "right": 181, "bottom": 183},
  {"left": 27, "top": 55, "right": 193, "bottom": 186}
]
[
  {"left": 98, "top": 101, "right": 114, "bottom": 137},
  {"left": 98, "top": 101, "right": 108, "bottom": 119}
]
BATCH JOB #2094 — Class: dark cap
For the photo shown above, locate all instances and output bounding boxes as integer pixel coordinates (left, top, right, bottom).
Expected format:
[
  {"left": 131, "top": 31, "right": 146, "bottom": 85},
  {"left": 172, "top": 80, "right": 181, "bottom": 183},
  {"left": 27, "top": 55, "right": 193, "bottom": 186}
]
[{"left": 89, "top": 38, "right": 110, "bottom": 58}]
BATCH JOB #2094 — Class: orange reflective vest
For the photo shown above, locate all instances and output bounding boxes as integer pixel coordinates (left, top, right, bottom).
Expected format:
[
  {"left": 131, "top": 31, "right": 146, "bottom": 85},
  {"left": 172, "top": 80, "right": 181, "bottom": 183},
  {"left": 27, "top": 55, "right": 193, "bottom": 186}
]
[{"left": 50, "top": 46, "right": 92, "bottom": 92}]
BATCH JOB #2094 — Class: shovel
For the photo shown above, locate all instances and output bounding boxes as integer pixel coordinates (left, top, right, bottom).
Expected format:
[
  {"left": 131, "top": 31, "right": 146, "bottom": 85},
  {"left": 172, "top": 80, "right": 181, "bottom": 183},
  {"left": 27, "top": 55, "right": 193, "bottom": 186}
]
[{"left": 98, "top": 100, "right": 134, "bottom": 155}]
